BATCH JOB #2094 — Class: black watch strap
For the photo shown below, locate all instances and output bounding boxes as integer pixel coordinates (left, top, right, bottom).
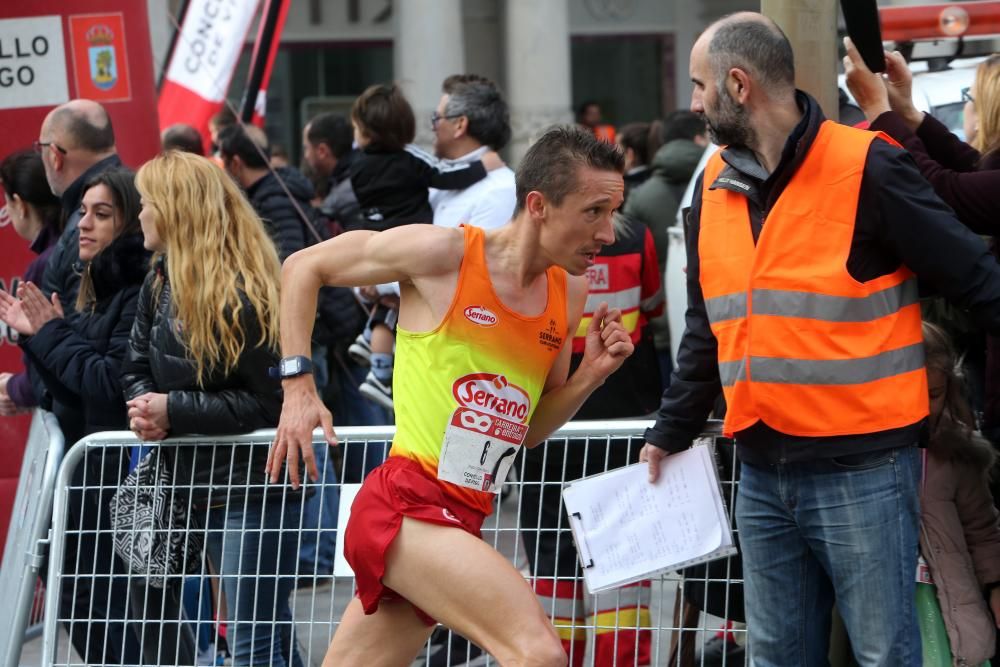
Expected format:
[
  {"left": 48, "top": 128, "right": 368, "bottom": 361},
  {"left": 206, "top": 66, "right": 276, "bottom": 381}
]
[{"left": 274, "top": 355, "right": 313, "bottom": 379}]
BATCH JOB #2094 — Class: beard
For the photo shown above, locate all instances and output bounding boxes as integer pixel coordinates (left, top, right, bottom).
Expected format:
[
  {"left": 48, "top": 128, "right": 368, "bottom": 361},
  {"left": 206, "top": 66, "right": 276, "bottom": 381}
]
[{"left": 705, "top": 85, "right": 755, "bottom": 148}]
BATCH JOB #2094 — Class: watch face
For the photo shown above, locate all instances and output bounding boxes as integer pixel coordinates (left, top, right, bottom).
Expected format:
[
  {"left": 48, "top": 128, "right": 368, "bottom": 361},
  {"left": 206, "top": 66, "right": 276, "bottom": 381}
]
[{"left": 283, "top": 358, "right": 301, "bottom": 375}]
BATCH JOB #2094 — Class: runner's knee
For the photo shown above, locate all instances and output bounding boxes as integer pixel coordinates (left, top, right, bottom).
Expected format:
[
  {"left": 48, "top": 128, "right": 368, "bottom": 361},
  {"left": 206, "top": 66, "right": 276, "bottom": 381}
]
[{"left": 511, "top": 631, "right": 566, "bottom": 667}]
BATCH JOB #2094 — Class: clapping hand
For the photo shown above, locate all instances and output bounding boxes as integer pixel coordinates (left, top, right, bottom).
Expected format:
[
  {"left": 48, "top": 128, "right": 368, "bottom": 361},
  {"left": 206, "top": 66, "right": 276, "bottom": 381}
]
[
  {"left": 0, "top": 282, "right": 63, "bottom": 336},
  {"left": 0, "top": 290, "right": 31, "bottom": 336}
]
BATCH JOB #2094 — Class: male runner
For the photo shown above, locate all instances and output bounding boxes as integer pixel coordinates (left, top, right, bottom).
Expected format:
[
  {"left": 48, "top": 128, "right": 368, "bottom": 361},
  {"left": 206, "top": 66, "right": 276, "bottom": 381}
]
[{"left": 269, "top": 126, "right": 633, "bottom": 667}]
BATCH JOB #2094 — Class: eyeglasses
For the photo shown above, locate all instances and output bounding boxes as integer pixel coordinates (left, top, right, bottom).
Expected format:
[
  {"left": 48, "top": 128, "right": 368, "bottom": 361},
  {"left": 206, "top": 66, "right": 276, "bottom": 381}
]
[
  {"left": 962, "top": 87, "right": 975, "bottom": 104},
  {"left": 431, "top": 112, "right": 461, "bottom": 130},
  {"left": 33, "top": 140, "right": 67, "bottom": 155}
]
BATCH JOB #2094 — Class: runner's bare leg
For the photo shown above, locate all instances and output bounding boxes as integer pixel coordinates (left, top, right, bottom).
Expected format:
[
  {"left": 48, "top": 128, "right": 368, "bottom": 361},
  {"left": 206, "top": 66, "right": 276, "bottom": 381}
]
[
  {"left": 322, "top": 597, "right": 434, "bottom": 667},
  {"left": 325, "top": 517, "right": 567, "bottom": 667}
]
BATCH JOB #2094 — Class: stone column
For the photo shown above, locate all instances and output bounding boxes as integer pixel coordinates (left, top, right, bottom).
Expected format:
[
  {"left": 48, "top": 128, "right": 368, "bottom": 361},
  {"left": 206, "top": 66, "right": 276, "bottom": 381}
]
[
  {"left": 504, "top": 0, "right": 573, "bottom": 166},
  {"left": 395, "top": 0, "right": 465, "bottom": 148},
  {"left": 763, "top": 0, "right": 839, "bottom": 121}
]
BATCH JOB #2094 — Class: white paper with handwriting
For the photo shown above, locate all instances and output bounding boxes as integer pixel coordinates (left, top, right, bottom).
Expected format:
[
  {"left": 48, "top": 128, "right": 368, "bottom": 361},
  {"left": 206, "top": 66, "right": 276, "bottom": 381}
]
[{"left": 562, "top": 445, "right": 736, "bottom": 593}]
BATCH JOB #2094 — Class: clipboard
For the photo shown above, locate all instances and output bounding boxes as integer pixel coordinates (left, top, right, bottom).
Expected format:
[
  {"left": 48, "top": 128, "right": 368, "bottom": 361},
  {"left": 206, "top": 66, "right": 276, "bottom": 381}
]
[{"left": 562, "top": 444, "right": 736, "bottom": 594}]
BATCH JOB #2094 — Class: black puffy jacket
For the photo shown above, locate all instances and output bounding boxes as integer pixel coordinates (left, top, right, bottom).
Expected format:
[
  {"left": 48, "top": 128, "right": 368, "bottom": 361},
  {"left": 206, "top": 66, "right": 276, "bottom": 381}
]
[
  {"left": 22, "top": 229, "right": 149, "bottom": 445},
  {"left": 246, "top": 167, "right": 364, "bottom": 348},
  {"left": 246, "top": 167, "right": 315, "bottom": 261},
  {"left": 120, "top": 262, "right": 283, "bottom": 496}
]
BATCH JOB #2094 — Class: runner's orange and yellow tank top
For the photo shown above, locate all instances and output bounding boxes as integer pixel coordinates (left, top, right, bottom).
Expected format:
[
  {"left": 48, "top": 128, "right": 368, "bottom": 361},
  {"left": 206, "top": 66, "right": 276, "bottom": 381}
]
[{"left": 391, "top": 224, "right": 569, "bottom": 515}]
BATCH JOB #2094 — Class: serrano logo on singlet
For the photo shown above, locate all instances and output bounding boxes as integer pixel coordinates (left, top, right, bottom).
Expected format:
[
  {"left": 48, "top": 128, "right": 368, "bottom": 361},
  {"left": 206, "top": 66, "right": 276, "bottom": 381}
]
[
  {"left": 453, "top": 373, "right": 531, "bottom": 422},
  {"left": 463, "top": 305, "right": 498, "bottom": 327}
]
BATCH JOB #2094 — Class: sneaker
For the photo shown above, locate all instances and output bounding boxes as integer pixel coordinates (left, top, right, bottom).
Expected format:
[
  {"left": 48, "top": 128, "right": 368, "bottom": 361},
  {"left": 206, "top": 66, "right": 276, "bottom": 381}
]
[
  {"left": 697, "top": 635, "right": 746, "bottom": 666},
  {"left": 348, "top": 333, "right": 372, "bottom": 366},
  {"left": 359, "top": 371, "right": 393, "bottom": 409},
  {"left": 196, "top": 644, "right": 216, "bottom": 666},
  {"left": 425, "top": 627, "right": 485, "bottom": 667}
]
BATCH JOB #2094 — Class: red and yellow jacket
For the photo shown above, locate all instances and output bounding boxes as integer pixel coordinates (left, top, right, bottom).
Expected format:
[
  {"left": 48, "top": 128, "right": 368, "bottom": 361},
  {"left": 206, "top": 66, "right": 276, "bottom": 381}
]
[{"left": 573, "top": 218, "right": 663, "bottom": 354}]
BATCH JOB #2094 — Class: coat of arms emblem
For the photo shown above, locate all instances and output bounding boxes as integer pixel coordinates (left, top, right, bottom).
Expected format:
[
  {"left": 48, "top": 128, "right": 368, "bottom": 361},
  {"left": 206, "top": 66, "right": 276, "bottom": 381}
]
[{"left": 86, "top": 24, "right": 117, "bottom": 91}]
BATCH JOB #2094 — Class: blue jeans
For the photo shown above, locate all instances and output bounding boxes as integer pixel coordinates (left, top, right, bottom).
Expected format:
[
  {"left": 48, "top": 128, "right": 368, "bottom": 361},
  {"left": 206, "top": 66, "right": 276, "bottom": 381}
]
[
  {"left": 181, "top": 577, "right": 215, "bottom": 655},
  {"left": 203, "top": 497, "right": 304, "bottom": 667},
  {"left": 736, "top": 446, "right": 921, "bottom": 667},
  {"left": 296, "top": 443, "right": 340, "bottom": 575}
]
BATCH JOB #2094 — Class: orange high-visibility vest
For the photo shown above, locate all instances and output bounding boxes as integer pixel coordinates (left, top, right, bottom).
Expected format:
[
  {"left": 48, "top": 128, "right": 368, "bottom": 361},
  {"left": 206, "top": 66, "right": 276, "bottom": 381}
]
[{"left": 699, "top": 120, "right": 928, "bottom": 438}]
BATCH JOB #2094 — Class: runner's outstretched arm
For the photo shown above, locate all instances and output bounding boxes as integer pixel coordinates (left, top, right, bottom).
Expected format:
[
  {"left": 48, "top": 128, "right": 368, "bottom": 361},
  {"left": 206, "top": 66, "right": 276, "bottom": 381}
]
[
  {"left": 268, "top": 226, "right": 462, "bottom": 488},
  {"left": 524, "top": 295, "right": 633, "bottom": 447}
]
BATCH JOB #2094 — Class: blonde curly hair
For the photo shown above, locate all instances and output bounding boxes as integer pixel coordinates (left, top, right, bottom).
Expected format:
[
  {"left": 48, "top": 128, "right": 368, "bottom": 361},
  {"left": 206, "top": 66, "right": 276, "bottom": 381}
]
[
  {"left": 971, "top": 55, "right": 1000, "bottom": 158},
  {"left": 135, "top": 151, "right": 281, "bottom": 386}
]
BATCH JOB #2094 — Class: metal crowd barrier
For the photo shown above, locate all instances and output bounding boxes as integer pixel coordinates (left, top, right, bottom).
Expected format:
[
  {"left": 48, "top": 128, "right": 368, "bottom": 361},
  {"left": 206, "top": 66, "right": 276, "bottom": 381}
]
[
  {"left": 0, "top": 411, "right": 65, "bottom": 667},
  {"left": 32, "top": 421, "right": 745, "bottom": 667}
]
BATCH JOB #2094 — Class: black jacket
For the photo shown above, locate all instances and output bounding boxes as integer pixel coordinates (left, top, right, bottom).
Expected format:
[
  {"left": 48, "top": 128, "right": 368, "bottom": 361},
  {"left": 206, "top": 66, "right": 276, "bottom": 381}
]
[
  {"left": 245, "top": 167, "right": 363, "bottom": 348},
  {"left": 320, "top": 149, "right": 365, "bottom": 232},
  {"left": 41, "top": 154, "right": 123, "bottom": 312},
  {"left": 120, "top": 262, "right": 283, "bottom": 494},
  {"left": 645, "top": 92, "right": 1000, "bottom": 464},
  {"left": 22, "top": 229, "right": 148, "bottom": 444},
  {"left": 350, "top": 144, "right": 486, "bottom": 230},
  {"left": 246, "top": 166, "right": 316, "bottom": 261}
]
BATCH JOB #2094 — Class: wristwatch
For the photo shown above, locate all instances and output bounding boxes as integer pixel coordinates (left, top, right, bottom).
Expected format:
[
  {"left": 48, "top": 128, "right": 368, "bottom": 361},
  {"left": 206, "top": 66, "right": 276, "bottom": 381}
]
[{"left": 277, "top": 355, "right": 313, "bottom": 379}]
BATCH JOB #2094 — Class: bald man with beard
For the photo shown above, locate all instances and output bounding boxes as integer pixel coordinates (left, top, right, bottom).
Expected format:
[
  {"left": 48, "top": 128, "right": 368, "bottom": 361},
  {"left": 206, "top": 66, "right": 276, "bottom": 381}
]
[
  {"left": 37, "top": 99, "right": 121, "bottom": 312},
  {"left": 641, "top": 12, "right": 1000, "bottom": 666}
]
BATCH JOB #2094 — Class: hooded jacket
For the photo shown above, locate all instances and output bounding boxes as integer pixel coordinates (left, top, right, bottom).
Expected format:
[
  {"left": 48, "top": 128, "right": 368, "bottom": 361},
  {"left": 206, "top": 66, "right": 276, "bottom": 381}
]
[{"left": 22, "top": 229, "right": 149, "bottom": 444}]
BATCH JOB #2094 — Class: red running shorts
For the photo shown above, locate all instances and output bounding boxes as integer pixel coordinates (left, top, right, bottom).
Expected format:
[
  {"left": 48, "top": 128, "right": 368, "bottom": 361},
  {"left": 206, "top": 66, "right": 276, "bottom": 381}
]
[{"left": 344, "top": 455, "right": 487, "bottom": 625}]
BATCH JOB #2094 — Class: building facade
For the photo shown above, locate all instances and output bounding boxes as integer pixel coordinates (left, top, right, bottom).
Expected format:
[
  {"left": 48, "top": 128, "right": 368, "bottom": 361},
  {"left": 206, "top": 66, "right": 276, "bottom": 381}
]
[{"left": 152, "top": 0, "right": 755, "bottom": 164}]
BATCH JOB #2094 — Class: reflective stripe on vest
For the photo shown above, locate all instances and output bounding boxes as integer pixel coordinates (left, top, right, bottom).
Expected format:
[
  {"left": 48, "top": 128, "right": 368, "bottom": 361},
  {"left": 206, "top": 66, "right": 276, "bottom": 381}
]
[
  {"left": 706, "top": 278, "right": 919, "bottom": 325},
  {"left": 718, "top": 343, "right": 925, "bottom": 388},
  {"left": 719, "top": 358, "right": 746, "bottom": 388},
  {"left": 699, "top": 121, "right": 928, "bottom": 437}
]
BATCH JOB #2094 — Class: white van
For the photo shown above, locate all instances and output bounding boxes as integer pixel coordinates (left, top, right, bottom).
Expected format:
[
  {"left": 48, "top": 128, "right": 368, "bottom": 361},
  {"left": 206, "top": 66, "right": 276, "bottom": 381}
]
[
  {"left": 841, "top": 56, "right": 983, "bottom": 139},
  {"left": 664, "top": 59, "right": 980, "bottom": 366}
]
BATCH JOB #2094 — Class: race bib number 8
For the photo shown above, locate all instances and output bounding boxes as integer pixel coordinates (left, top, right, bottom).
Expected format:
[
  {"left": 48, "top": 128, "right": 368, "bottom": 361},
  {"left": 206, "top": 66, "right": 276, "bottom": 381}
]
[{"left": 438, "top": 408, "right": 527, "bottom": 493}]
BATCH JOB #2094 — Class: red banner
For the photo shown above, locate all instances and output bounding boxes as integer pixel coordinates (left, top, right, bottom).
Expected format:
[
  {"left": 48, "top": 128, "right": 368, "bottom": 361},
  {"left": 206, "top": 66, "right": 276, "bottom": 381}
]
[
  {"left": 0, "top": 0, "right": 159, "bottom": 553},
  {"left": 249, "top": 0, "right": 290, "bottom": 127},
  {"left": 158, "top": 0, "right": 261, "bottom": 152}
]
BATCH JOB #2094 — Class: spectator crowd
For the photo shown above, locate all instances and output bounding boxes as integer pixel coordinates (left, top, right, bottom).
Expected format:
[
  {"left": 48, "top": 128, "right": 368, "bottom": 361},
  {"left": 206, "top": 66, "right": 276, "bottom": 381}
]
[{"left": 1, "top": 13, "right": 1000, "bottom": 666}]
